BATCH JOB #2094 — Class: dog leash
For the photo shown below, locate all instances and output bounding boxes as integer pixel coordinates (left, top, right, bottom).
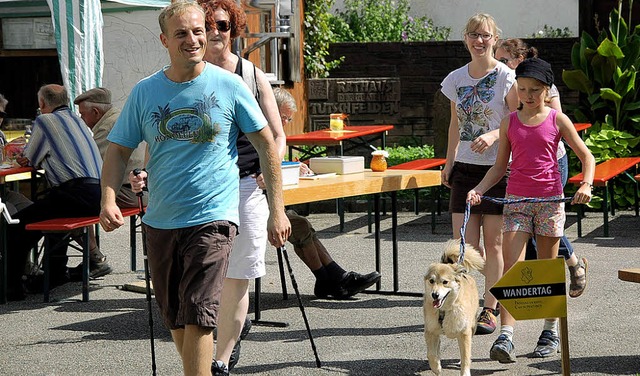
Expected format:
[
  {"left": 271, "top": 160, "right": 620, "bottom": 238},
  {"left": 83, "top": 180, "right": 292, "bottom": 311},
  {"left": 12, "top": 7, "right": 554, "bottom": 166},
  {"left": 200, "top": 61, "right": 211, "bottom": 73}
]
[{"left": 458, "top": 195, "right": 573, "bottom": 265}]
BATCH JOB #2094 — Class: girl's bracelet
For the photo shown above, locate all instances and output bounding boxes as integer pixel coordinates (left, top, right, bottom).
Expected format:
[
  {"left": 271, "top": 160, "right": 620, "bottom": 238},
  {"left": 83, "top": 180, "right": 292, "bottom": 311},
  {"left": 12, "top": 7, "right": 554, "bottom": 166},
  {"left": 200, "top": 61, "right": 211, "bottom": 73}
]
[{"left": 580, "top": 181, "right": 593, "bottom": 188}]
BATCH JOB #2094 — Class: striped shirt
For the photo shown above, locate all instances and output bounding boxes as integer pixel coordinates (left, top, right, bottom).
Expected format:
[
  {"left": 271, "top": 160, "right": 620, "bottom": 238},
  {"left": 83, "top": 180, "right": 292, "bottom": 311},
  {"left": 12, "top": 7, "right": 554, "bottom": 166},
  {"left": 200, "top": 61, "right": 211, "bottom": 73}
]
[{"left": 24, "top": 106, "right": 102, "bottom": 187}]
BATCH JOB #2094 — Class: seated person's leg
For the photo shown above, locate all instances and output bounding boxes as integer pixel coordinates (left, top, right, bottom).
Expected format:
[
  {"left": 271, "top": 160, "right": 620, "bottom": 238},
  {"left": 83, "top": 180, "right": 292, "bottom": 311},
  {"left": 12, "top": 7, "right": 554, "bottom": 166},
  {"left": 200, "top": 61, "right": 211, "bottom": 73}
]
[{"left": 286, "top": 210, "right": 381, "bottom": 299}]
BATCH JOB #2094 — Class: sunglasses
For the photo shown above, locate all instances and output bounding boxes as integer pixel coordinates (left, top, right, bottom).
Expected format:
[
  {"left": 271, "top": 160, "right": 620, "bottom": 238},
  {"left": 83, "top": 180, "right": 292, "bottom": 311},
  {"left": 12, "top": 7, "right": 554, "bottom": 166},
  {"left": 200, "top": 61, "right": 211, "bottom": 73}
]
[
  {"left": 0, "top": 110, "right": 7, "bottom": 118},
  {"left": 209, "top": 20, "right": 231, "bottom": 33},
  {"left": 498, "top": 58, "right": 509, "bottom": 65}
]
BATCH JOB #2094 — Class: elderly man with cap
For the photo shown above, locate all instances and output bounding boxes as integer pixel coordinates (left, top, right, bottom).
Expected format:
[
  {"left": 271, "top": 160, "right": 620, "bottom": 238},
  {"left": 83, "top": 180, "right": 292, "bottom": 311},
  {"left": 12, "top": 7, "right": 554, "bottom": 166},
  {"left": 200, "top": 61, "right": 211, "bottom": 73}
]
[
  {"left": 70, "top": 87, "right": 147, "bottom": 280},
  {"left": 74, "top": 87, "right": 147, "bottom": 208}
]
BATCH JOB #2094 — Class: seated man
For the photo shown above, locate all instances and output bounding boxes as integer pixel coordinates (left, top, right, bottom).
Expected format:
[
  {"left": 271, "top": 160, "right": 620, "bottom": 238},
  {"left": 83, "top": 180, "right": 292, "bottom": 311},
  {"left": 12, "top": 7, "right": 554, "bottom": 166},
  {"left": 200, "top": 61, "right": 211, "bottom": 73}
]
[
  {"left": 70, "top": 87, "right": 148, "bottom": 279},
  {"left": 273, "top": 87, "right": 381, "bottom": 299},
  {"left": 8, "top": 84, "right": 103, "bottom": 300}
]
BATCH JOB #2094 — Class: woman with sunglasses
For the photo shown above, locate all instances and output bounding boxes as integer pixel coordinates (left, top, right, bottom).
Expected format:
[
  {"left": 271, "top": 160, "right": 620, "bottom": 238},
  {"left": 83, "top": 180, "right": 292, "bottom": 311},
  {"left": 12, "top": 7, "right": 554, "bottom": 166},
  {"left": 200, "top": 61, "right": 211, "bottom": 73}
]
[
  {"left": 440, "top": 13, "right": 519, "bottom": 338},
  {"left": 195, "top": 1, "right": 286, "bottom": 375}
]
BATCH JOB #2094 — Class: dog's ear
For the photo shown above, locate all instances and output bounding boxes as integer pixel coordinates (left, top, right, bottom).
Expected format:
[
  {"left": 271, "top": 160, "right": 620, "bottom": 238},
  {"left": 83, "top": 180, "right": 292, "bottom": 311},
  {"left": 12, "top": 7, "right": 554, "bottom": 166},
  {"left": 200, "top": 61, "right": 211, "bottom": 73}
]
[
  {"left": 440, "top": 254, "right": 457, "bottom": 264},
  {"left": 453, "top": 264, "right": 468, "bottom": 275}
]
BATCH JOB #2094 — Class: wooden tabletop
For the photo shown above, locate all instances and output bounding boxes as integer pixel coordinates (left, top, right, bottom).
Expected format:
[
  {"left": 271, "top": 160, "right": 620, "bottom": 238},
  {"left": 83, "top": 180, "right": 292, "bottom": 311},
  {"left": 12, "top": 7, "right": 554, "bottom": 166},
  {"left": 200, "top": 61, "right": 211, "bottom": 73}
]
[
  {"left": 618, "top": 268, "right": 640, "bottom": 283},
  {"left": 283, "top": 169, "right": 440, "bottom": 205},
  {"left": 286, "top": 125, "right": 394, "bottom": 146}
]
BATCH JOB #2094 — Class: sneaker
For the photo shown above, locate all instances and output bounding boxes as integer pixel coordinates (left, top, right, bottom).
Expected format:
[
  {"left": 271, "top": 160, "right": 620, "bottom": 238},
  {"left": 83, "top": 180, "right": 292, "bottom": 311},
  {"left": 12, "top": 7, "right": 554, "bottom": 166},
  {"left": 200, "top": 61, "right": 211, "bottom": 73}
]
[
  {"left": 211, "top": 360, "right": 229, "bottom": 376},
  {"left": 228, "top": 316, "right": 252, "bottom": 370},
  {"left": 475, "top": 308, "right": 497, "bottom": 335},
  {"left": 531, "top": 330, "right": 560, "bottom": 358},
  {"left": 490, "top": 334, "right": 516, "bottom": 363}
]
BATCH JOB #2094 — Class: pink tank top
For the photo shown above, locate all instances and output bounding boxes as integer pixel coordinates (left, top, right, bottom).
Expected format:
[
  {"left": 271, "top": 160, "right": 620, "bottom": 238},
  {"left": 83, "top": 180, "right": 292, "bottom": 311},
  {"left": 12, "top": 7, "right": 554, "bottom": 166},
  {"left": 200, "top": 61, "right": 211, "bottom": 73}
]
[{"left": 506, "top": 109, "right": 563, "bottom": 197}]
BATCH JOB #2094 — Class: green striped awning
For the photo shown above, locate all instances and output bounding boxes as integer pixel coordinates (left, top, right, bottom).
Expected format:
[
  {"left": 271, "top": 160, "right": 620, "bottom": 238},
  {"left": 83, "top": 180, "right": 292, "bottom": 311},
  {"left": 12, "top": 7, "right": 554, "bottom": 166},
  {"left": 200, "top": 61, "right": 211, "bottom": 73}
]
[{"left": 45, "top": 0, "right": 103, "bottom": 104}]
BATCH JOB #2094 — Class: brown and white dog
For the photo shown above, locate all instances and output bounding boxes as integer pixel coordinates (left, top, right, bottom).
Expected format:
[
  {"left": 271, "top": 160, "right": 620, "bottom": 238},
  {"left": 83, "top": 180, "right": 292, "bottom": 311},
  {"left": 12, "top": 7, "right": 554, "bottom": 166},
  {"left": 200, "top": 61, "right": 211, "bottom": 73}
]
[{"left": 423, "top": 239, "right": 485, "bottom": 376}]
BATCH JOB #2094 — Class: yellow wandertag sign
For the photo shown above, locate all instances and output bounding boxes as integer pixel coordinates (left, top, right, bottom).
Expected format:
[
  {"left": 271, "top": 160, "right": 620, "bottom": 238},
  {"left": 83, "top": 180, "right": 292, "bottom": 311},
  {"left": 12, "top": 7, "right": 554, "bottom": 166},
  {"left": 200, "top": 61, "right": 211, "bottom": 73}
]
[{"left": 490, "top": 258, "right": 566, "bottom": 320}]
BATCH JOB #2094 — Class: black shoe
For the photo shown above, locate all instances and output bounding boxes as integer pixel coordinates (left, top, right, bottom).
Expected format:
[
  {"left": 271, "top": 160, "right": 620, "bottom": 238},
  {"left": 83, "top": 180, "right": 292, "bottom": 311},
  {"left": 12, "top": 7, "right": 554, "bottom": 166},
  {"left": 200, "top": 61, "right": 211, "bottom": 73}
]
[
  {"left": 24, "top": 269, "right": 70, "bottom": 293},
  {"left": 313, "top": 280, "right": 349, "bottom": 299},
  {"left": 340, "top": 271, "right": 381, "bottom": 296},
  {"left": 211, "top": 360, "right": 229, "bottom": 376},
  {"left": 7, "top": 282, "right": 26, "bottom": 301},
  {"left": 228, "top": 316, "right": 252, "bottom": 370},
  {"left": 68, "top": 260, "right": 113, "bottom": 281},
  {"left": 314, "top": 271, "right": 381, "bottom": 299}
]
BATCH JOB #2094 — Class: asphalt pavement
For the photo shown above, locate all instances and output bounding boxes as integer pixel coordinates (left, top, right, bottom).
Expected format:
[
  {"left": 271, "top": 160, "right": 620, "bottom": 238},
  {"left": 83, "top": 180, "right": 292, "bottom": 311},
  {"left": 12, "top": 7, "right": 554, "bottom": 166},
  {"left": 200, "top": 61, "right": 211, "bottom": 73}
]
[{"left": 1, "top": 207, "right": 639, "bottom": 375}]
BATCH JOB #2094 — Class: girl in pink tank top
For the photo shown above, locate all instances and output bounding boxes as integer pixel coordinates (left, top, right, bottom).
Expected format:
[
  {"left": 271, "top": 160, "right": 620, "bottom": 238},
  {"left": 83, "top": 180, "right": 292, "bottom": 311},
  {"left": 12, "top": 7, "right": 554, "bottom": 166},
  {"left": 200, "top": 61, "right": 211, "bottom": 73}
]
[{"left": 466, "top": 57, "right": 595, "bottom": 364}]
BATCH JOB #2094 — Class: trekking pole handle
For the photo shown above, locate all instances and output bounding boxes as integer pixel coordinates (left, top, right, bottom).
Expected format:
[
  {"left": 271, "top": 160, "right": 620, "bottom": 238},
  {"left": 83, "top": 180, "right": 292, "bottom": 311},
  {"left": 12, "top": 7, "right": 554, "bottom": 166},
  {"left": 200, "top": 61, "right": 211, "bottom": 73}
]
[{"left": 132, "top": 168, "right": 148, "bottom": 197}]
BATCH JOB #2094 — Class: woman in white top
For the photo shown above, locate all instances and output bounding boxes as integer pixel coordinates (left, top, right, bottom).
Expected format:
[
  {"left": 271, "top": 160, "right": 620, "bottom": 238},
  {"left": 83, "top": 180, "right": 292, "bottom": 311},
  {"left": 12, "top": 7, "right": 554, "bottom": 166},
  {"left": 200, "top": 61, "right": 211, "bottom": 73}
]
[{"left": 440, "top": 13, "right": 519, "bottom": 336}]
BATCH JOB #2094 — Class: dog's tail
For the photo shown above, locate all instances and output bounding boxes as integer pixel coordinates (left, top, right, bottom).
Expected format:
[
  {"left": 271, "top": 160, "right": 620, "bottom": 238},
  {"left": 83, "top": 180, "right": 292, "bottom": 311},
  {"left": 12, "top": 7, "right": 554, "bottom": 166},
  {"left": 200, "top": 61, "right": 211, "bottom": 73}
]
[{"left": 440, "top": 239, "right": 485, "bottom": 272}]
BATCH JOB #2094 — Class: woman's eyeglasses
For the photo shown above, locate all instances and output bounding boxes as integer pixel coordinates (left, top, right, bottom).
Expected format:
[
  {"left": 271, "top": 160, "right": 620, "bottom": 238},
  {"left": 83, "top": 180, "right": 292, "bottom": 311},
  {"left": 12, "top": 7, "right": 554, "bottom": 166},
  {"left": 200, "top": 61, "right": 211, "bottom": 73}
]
[
  {"left": 466, "top": 32, "right": 493, "bottom": 41},
  {"left": 210, "top": 20, "right": 231, "bottom": 33}
]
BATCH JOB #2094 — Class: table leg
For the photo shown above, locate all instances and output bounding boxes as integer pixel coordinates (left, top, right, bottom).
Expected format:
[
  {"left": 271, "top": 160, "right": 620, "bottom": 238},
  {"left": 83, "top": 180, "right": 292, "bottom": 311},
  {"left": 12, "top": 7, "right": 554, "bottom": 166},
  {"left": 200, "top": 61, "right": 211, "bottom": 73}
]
[
  {"left": 374, "top": 193, "right": 381, "bottom": 291},
  {"left": 391, "top": 191, "right": 398, "bottom": 292}
]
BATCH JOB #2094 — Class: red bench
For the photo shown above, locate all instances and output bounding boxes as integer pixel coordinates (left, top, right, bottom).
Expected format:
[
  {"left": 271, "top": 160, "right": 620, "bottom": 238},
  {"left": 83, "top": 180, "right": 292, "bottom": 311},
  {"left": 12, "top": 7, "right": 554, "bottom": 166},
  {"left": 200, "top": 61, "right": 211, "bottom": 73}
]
[
  {"left": 25, "top": 207, "right": 142, "bottom": 302},
  {"left": 568, "top": 157, "right": 640, "bottom": 237},
  {"left": 388, "top": 158, "right": 447, "bottom": 233}
]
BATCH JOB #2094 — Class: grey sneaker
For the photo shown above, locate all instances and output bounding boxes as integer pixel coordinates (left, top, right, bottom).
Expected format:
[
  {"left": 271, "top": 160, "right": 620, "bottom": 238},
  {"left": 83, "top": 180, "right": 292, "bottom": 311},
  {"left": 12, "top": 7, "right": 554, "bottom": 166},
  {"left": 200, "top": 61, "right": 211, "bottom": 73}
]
[
  {"left": 490, "top": 334, "right": 516, "bottom": 363},
  {"left": 531, "top": 330, "right": 560, "bottom": 358},
  {"left": 211, "top": 360, "right": 229, "bottom": 376}
]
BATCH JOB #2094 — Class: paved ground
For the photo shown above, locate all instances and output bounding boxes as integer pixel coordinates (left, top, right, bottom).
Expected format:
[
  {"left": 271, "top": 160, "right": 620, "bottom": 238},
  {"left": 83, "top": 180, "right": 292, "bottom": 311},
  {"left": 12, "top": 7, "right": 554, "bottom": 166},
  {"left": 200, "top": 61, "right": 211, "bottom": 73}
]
[{"left": 1, "top": 207, "right": 639, "bottom": 375}]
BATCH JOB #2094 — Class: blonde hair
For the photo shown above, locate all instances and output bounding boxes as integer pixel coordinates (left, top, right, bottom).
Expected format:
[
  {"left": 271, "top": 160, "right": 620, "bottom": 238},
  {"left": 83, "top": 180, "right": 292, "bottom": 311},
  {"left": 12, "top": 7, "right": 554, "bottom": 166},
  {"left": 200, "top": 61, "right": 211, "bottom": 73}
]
[
  {"left": 463, "top": 13, "right": 501, "bottom": 37},
  {"left": 159, "top": 1, "right": 205, "bottom": 34}
]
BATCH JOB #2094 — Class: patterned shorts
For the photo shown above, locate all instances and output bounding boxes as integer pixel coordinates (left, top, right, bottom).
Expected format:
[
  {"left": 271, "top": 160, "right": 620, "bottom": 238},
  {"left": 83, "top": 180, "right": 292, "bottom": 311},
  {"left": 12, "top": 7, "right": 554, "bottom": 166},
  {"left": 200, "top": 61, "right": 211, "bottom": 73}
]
[{"left": 503, "top": 194, "right": 565, "bottom": 237}]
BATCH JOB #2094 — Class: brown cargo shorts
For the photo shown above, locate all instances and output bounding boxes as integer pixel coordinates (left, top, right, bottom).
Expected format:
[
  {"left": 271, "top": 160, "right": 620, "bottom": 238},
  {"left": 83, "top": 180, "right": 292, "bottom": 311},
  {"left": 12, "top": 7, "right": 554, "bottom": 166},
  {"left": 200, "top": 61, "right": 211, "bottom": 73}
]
[{"left": 144, "top": 220, "right": 237, "bottom": 330}]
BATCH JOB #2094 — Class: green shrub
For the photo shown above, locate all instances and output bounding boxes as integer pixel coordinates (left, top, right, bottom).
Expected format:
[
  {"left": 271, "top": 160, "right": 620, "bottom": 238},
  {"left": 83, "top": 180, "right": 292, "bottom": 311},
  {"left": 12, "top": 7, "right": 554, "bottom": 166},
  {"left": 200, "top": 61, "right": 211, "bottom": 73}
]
[
  {"left": 386, "top": 145, "right": 435, "bottom": 166},
  {"left": 304, "top": 0, "right": 344, "bottom": 78},
  {"left": 330, "top": 0, "right": 450, "bottom": 42},
  {"left": 530, "top": 25, "right": 574, "bottom": 38},
  {"left": 562, "top": 0, "right": 640, "bottom": 209}
]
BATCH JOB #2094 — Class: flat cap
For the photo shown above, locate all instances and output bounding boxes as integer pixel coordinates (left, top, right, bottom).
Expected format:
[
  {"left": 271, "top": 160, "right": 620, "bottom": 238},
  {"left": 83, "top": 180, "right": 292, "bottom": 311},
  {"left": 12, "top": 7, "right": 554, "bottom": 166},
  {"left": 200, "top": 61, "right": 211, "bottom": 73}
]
[{"left": 74, "top": 87, "right": 111, "bottom": 105}]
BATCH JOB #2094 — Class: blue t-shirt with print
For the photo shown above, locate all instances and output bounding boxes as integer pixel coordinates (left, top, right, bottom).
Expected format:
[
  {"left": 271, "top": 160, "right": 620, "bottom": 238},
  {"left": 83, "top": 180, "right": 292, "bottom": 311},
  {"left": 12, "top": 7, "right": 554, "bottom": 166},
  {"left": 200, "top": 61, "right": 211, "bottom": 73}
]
[{"left": 108, "top": 62, "right": 266, "bottom": 229}]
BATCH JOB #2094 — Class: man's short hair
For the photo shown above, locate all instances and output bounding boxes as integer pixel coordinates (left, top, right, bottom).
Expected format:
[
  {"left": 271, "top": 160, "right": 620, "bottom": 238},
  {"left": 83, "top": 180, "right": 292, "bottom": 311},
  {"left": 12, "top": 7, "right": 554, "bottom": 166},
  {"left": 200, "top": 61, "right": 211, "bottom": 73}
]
[
  {"left": 38, "top": 84, "right": 69, "bottom": 108},
  {"left": 159, "top": 1, "right": 205, "bottom": 34},
  {"left": 74, "top": 87, "right": 112, "bottom": 105}
]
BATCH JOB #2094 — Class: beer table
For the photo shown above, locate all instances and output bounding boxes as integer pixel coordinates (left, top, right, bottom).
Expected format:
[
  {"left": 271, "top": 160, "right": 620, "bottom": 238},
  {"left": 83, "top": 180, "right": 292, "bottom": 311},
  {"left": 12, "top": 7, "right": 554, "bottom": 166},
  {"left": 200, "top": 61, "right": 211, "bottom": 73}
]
[{"left": 286, "top": 125, "right": 394, "bottom": 161}]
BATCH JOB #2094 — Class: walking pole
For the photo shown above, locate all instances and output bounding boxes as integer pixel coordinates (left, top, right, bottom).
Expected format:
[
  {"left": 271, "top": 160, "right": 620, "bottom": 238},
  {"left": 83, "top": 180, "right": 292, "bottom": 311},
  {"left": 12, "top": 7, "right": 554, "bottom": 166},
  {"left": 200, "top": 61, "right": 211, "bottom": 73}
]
[
  {"left": 133, "top": 169, "right": 157, "bottom": 376},
  {"left": 280, "top": 244, "right": 322, "bottom": 368}
]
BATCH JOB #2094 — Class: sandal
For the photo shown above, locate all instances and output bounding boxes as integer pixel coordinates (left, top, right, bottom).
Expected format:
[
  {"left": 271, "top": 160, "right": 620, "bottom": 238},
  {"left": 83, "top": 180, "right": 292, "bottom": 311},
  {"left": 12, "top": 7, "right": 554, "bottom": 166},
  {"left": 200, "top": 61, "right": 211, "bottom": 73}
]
[{"left": 568, "top": 257, "right": 588, "bottom": 298}]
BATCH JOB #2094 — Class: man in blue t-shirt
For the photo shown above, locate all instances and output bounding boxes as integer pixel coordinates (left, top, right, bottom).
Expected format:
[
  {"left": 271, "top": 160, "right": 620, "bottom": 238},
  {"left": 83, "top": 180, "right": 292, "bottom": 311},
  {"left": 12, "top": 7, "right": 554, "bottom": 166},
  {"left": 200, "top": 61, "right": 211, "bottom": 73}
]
[{"left": 98, "top": 3, "right": 290, "bottom": 374}]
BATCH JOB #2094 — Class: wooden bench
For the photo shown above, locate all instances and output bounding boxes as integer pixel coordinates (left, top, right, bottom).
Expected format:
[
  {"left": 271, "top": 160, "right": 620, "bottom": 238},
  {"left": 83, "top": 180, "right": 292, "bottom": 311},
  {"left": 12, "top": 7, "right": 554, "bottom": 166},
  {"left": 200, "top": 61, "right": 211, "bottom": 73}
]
[
  {"left": 25, "top": 207, "right": 142, "bottom": 302},
  {"left": 568, "top": 157, "right": 640, "bottom": 237},
  {"left": 618, "top": 268, "right": 640, "bottom": 283},
  {"left": 387, "top": 158, "right": 447, "bottom": 233}
]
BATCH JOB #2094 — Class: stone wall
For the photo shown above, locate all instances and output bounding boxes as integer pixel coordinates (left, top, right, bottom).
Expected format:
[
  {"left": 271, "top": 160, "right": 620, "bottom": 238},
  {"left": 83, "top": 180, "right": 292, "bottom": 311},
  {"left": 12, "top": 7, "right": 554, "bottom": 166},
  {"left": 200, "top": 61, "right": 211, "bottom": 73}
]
[{"left": 317, "top": 38, "right": 578, "bottom": 157}]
